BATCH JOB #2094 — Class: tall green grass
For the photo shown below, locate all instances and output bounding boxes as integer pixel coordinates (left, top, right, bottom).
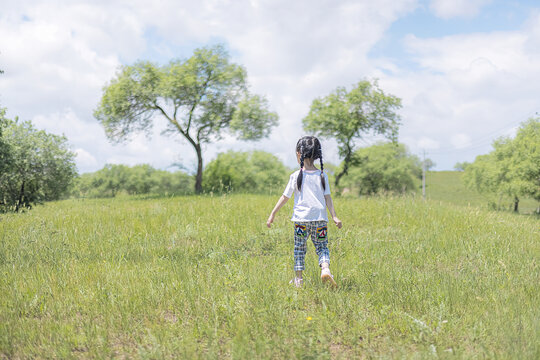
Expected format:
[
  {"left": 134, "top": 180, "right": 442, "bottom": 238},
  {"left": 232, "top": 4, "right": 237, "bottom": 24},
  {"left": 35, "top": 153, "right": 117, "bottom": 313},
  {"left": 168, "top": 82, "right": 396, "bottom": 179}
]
[{"left": 1, "top": 195, "right": 538, "bottom": 358}]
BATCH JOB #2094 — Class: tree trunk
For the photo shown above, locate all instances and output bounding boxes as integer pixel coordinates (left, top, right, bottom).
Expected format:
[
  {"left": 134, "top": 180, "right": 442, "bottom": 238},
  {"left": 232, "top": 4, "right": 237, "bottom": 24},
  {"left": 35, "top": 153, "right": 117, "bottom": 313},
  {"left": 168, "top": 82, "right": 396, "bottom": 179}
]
[
  {"left": 334, "top": 149, "right": 353, "bottom": 190},
  {"left": 195, "top": 144, "right": 203, "bottom": 194},
  {"left": 513, "top": 196, "right": 519, "bottom": 213},
  {"left": 334, "top": 164, "right": 348, "bottom": 190},
  {"left": 15, "top": 180, "right": 24, "bottom": 212}
]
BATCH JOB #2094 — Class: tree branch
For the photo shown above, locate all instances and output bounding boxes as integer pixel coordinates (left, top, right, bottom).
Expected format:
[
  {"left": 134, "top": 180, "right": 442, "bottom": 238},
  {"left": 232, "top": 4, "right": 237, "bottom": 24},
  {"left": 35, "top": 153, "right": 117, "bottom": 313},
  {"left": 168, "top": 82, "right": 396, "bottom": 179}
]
[
  {"left": 186, "top": 71, "right": 213, "bottom": 134},
  {"left": 153, "top": 103, "right": 186, "bottom": 137},
  {"left": 196, "top": 123, "right": 212, "bottom": 144},
  {"left": 186, "top": 102, "right": 198, "bottom": 135},
  {"left": 173, "top": 102, "right": 179, "bottom": 122}
]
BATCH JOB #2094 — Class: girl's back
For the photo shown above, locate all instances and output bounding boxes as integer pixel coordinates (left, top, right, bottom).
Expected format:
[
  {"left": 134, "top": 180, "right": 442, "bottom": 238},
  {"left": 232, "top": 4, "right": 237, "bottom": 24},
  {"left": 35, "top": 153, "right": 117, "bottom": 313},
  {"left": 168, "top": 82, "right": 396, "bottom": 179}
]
[{"left": 284, "top": 169, "right": 330, "bottom": 222}]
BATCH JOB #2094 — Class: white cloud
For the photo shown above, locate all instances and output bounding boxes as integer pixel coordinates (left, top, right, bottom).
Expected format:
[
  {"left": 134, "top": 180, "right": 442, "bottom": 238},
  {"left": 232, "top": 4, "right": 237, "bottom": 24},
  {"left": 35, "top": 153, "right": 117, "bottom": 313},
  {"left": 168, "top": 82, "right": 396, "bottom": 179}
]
[
  {"left": 417, "top": 137, "right": 440, "bottom": 150},
  {"left": 0, "top": 2, "right": 132, "bottom": 118},
  {"left": 1, "top": 0, "right": 539, "bottom": 174},
  {"left": 30, "top": 108, "right": 194, "bottom": 173},
  {"left": 429, "top": 0, "right": 492, "bottom": 19},
  {"left": 1, "top": 0, "right": 420, "bottom": 172},
  {"left": 524, "top": 10, "right": 540, "bottom": 55},
  {"left": 75, "top": 148, "right": 97, "bottom": 169},
  {"left": 376, "top": 15, "right": 540, "bottom": 167},
  {"left": 451, "top": 133, "right": 471, "bottom": 149},
  {"left": 404, "top": 32, "right": 534, "bottom": 75}
]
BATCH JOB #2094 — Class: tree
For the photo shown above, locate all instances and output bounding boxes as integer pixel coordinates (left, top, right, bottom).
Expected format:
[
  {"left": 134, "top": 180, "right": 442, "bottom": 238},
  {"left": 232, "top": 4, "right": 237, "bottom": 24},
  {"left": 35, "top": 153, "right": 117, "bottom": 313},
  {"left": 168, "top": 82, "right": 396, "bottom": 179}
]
[
  {"left": 303, "top": 79, "right": 401, "bottom": 189},
  {"left": 508, "top": 118, "right": 540, "bottom": 205},
  {"left": 91, "top": 164, "right": 130, "bottom": 197},
  {"left": 454, "top": 161, "right": 470, "bottom": 172},
  {"left": 464, "top": 117, "right": 540, "bottom": 212},
  {"left": 463, "top": 153, "right": 500, "bottom": 205},
  {"left": 339, "top": 142, "right": 421, "bottom": 195},
  {"left": 465, "top": 139, "right": 522, "bottom": 211},
  {"left": 424, "top": 158, "right": 436, "bottom": 171},
  {"left": 94, "top": 44, "right": 278, "bottom": 193},
  {"left": 203, "top": 150, "right": 289, "bottom": 194},
  {"left": 0, "top": 116, "right": 77, "bottom": 212},
  {"left": 0, "top": 108, "right": 12, "bottom": 176}
]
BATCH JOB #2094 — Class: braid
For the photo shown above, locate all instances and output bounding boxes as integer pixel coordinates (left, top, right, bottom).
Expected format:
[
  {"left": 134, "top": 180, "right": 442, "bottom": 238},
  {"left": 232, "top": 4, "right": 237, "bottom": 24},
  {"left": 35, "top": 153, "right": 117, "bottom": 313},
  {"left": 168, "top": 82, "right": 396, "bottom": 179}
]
[
  {"left": 320, "top": 154, "right": 326, "bottom": 191},
  {"left": 295, "top": 136, "right": 325, "bottom": 192},
  {"left": 297, "top": 155, "right": 304, "bottom": 190}
]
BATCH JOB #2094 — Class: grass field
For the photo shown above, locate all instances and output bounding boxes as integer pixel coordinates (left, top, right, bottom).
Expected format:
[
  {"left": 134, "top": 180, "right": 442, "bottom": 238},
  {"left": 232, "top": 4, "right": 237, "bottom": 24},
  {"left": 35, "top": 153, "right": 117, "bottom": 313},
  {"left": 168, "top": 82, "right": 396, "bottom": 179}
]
[
  {"left": 425, "top": 171, "right": 539, "bottom": 214},
  {"left": 1, "top": 193, "right": 538, "bottom": 358}
]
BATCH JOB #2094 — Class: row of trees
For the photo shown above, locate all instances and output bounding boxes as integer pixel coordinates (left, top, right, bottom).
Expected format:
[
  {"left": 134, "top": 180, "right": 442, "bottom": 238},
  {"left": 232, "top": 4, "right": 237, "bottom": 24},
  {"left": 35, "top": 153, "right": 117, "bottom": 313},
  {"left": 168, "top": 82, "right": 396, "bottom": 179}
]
[
  {"left": 202, "top": 144, "right": 423, "bottom": 196},
  {"left": 73, "top": 164, "right": 193, "bottom": 198},
  {"left": 73, "top": 144, "right": 424, "bottom": 198},
  {"left": 0, "top": 109, "right": 77, "bottom": 212},
  {"left": 73, "top": 151, "right": 289, "bottom": 197},
  {"left": 463, "top": 118, "right": 539, "bottom": 212}
]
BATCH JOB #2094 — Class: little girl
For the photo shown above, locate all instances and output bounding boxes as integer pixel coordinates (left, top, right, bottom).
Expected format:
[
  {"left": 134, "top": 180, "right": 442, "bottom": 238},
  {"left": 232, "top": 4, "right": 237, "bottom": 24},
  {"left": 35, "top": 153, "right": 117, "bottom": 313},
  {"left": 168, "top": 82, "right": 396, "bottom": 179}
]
[{"left": 267, "top": 136, "right": 342, "bottom": 287}]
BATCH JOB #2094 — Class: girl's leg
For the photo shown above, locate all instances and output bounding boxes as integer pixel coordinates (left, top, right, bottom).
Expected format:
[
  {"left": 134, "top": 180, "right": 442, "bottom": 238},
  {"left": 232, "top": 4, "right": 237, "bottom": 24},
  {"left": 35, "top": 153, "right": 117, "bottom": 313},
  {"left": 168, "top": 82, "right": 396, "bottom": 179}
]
[
  {"left": 311, "top": 221, "right": 336, "bottom": 287},
  {"left": 310, "top": 221, "right": 330, "bottom": 267},
  {"left": 293, "top": 223, "right": 308, "bottom": 277}
]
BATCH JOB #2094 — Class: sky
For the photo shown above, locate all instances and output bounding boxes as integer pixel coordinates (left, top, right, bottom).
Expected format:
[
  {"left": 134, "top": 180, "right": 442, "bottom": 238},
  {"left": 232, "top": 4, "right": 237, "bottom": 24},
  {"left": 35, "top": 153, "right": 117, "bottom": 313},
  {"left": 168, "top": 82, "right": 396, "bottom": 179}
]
[{"left": 1, "top": 0, "right": 539, "bottom": 173}]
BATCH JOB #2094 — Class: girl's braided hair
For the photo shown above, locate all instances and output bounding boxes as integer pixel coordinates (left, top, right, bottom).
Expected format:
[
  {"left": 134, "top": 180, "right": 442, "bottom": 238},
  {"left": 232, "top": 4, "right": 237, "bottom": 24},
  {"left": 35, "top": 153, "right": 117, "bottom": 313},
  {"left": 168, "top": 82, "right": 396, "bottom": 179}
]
[{"left": 296, "top": 136, "right": 326, "bottom": 191}]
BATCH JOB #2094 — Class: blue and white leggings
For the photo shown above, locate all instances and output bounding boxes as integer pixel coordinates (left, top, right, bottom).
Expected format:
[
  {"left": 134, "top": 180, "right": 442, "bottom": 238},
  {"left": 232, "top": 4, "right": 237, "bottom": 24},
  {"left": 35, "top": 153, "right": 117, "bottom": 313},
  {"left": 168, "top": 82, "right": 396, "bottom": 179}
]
[{"left": 293, "top": 221, "right": 330, "bottom": 271}]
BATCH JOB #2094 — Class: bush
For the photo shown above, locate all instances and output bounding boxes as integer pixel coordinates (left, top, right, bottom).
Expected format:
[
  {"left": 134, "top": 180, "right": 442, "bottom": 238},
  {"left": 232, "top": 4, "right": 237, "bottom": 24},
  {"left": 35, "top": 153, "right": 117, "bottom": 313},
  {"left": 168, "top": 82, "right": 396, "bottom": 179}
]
[
  {"left": 0, "top": 113, "right": 77, "bottom": 212},
  {"left": 203, "top": 151, "right": 289, "bottom": 194},
  {"left": 339, "top": 142, "right": 421, "bottom": 196},
  {"left": 72, "top": 164, "right": 194, "bottom": 198},
  {"left": 463, "top": 117, "right": 540, "bottom": 212}
]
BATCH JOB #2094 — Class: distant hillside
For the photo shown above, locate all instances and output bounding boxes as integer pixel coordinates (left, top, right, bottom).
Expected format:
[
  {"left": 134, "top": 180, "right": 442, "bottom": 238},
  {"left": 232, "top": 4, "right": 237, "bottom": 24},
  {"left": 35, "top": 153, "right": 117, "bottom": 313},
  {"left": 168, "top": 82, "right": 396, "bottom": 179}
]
[
  {"left": 425, "top": 171, "right": 488, "bottom": 206},
  {"left": 425, "top": 171, "right": 538, "bottom": 214}
]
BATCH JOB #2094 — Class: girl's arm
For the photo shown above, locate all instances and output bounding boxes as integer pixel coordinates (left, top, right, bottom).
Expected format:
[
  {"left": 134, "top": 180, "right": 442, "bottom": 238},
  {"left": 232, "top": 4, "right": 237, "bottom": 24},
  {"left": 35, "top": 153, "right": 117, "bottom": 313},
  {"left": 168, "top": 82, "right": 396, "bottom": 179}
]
[
  {"left": 324, "top": 194, "right": 342, "bottom": 229},
  {"left": 267, "top": 195, "right": 289, "bottom": 228}
]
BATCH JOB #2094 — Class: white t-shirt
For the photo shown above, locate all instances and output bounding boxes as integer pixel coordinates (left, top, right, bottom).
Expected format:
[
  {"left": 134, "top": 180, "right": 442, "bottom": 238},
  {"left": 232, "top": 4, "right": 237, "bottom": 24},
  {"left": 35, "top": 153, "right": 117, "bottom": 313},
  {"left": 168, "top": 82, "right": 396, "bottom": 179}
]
[{"left": 283, "top": 169, "right": 331, "bottom": 222}]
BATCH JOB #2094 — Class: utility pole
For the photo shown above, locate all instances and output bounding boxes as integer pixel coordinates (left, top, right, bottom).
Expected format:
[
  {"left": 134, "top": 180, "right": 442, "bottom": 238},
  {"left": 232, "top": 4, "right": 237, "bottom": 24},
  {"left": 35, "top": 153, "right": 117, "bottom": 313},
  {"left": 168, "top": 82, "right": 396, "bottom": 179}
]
[{"left": 422, "top": 149, "right": 426, "bottom": 200}]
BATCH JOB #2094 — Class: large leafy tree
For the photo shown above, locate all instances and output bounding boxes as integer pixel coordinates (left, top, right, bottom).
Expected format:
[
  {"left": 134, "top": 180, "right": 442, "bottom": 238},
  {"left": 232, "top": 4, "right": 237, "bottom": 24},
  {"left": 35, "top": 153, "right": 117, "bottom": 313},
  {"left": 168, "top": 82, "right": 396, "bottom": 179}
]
[
  {"left": 94, "top": 44, "right": 278, "bottom": 193},
  {"left": 464, "top": 117, "right": 540, "bottom": 212},
  {"left": 303, "top": 79, "right": 401, "bottom": 189},
  {"left": 0, "top": 116, "right": 77, "bottom": 212}
]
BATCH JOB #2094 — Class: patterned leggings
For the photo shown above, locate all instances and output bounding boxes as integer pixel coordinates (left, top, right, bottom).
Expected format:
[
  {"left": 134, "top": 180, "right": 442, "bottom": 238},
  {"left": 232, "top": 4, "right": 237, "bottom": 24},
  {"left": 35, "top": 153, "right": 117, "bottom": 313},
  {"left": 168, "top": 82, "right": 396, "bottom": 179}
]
[{"left": 293, "top": 221, "right": 330, "bottom": 271}]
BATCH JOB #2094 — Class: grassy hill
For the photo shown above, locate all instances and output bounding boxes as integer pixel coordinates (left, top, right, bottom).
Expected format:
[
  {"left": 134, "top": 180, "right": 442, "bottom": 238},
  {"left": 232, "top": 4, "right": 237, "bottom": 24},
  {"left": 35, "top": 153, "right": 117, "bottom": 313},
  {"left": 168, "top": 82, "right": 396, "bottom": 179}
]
[
  {"left": 425, "top": 171, "right": 538, "bottom": 214},
  {"left": 1, "top": 195, "right": 538, "bottom": 358}
]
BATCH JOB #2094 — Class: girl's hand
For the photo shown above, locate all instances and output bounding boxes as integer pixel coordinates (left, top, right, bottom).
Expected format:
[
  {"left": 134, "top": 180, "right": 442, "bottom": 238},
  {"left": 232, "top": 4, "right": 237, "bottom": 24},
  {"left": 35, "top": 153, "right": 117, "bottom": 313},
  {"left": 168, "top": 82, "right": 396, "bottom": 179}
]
[
  {"left": 267, "top": 195, "right": 289, "bottom": 228},
  {"left": 266, "top": 214, "right": 275, "bottom": 228},
  {"left": 333, "top": 216, "right": 342, "bottom": 229}
]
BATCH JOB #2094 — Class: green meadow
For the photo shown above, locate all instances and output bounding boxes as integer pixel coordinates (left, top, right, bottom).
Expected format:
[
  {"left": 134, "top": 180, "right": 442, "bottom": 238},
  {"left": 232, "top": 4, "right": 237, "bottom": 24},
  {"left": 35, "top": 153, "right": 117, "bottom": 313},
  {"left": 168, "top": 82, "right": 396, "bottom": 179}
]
[
  {"left": 1, "top": 177, "right": 539, "bottom": 358},
  {"left": 425, "top": 171, "right": 538, "bottom": 213}
]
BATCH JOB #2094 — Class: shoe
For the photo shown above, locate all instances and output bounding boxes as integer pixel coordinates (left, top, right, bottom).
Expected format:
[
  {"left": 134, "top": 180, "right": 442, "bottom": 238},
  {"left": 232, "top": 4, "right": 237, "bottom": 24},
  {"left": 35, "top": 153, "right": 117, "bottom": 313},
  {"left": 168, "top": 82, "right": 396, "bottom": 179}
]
[
  {"left": 289, "top": 277, "right": 303, "bottom": 288},
  {"left": 321, "top": 268, "right": 337, "bottom": 287}
]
